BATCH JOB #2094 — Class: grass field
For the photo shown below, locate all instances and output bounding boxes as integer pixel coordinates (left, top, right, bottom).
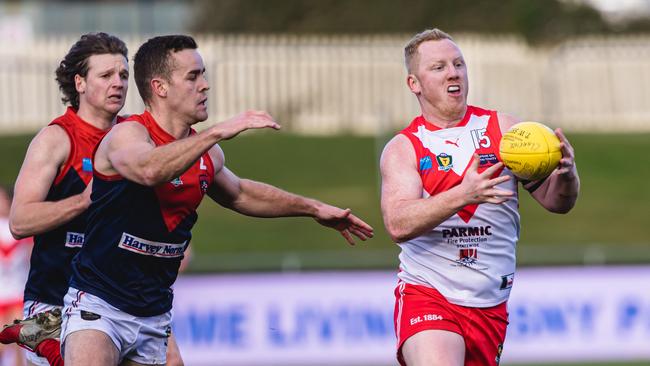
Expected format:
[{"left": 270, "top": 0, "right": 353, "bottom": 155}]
[{"left": 1, "top": 131, "right": 648, "bottom": 271}]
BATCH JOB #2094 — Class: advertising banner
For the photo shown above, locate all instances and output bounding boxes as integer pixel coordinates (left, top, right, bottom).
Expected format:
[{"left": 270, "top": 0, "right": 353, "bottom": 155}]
[{"left": 172, "top": 266, "right": 650, "bottom": 365}]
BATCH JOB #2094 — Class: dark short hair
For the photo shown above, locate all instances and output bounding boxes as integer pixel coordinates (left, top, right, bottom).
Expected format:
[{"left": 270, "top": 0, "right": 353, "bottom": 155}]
[
  {"left": 133, "top": 35, "right": 198, "bottom": 105},
  {"left": 55, "top": 32, "right": 128, "bottom": 109}
]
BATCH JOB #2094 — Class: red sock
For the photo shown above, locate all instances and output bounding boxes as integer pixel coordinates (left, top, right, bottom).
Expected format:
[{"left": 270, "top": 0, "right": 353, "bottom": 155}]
[
  {"left": 35, "top": 339, "right": 64, "bottom": 366},
  {"left": 0, "top": 324, "right": 21, "bottom": 344}
]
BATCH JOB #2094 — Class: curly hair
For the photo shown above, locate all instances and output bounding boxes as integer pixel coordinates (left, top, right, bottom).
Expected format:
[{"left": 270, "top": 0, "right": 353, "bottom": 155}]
[
  {"left": 55, "top": 32, "right": 128, "bottom": 109},
  {"left": 133, "top": 35, "right": 198, "bottom": 105}
]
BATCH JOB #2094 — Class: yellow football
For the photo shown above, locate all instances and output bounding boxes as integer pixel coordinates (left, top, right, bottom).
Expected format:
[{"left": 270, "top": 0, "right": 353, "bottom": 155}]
[{"left": 499, "top": 121, "right": 562, "bottom": 181}]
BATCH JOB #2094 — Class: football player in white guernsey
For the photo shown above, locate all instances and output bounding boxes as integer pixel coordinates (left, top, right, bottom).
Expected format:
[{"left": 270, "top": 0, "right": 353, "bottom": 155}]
[
  {"left": 0, "top": 186, "right": 30, "bottom": 366},
  {"left": 380, "top": 29, "right": 579, "bottom": 366}
]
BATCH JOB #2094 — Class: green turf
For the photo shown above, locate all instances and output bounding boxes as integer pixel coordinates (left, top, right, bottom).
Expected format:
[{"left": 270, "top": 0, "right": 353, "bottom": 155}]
[
  {"left": 1, "top": 131, "right": 648, "bottom": 271},
  {"left": 0, "top": 133, "right": 31, "bottom": 187}
]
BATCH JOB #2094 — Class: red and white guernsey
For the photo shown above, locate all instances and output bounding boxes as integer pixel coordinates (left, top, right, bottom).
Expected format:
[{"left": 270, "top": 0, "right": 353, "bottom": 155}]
[
  {"left": 0, "top": 218, "right": 31, "bottom": 306},
  {"left": 397, "top": 105, "right": 520, "bottom": 308}
]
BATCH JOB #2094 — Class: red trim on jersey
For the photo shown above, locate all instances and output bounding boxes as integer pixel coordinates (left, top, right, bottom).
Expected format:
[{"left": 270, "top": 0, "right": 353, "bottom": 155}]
[
  {"left": 0, "top": 300, "right": 23, "bottom": 314},
  {"left": 123, "top": 111, "right": 215, "bottom": 232},
  {"left": 0, "top": 237, "right": 31, "bottom": 258},
  {"left": 89, "top": 115, "right": 132, "bottom": 182},
  {"left": 400, "top": 106, "right": 505, "bottom": 223},
  {"left": 409, "top": 108, "right": 475, "bottom": 133},
  {"left": 92, "top": 169, "right": 124, "bottom": 182},
  {"left": 52, "top": 123, "right": 75, "bottom": 186},
  {"left": 50, "top": 107, "right": 111, "bottom": 186}
]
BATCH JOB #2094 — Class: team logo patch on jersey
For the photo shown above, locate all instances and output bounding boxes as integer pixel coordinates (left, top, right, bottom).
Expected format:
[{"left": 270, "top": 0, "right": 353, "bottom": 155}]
[
  {"left": 453, "top": 247, "right": 488, "bottom": 270},
  {"left": 118, "top": 233, "right": 186, "bottom": 258},
  {"left": 500, "top": 273, "right": 514, "bottom": 290},
  {"left": 478, "top": 153, "right": 499, "bottom": 166},
  {"left": 65, "top": 232, "right": 85, "bottom": 248},
  {"left": 82, "top": 158, "right": 93, "bottom": 172},
  {"left": 170, "top": 177, "right": 183, "bottom": 187},
  {"left": 419, "top": 156, "right": 433, "bottom": 171},
  {"left": 459, "top": 248, "right": 478, "bottom": 262},
  {"left": 436, "top": 153, "right": 453, "bottom": 171},
  {"left": 199, "top": 174, "right": 210, "bottom": 194}
]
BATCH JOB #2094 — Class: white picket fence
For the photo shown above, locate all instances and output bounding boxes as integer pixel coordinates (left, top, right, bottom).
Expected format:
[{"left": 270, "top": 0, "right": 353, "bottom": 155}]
[{"left": 1, "top": 33, "right": 649, "bottom": 135}]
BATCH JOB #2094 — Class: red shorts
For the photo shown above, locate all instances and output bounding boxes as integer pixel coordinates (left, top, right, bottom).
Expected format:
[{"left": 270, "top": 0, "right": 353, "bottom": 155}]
[{"left": 394, "top": 282, "right": 508, "bottom": 366}]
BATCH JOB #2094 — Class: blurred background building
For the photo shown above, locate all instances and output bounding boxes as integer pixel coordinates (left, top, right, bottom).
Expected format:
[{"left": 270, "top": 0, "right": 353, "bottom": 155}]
[{"left": 1, "top": 0, "right": 650, "bottom": 135}]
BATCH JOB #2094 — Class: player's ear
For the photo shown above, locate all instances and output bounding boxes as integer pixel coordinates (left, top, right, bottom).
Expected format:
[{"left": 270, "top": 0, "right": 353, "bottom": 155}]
[
  {"left": 407, "top": 74, "right": 421, "bottom": 94},
  {"left": 75, "top": 74, "right": 86, "bottom": 94},
  {"left": 151, "top": 78, "right": 167, "bottom": 98}
]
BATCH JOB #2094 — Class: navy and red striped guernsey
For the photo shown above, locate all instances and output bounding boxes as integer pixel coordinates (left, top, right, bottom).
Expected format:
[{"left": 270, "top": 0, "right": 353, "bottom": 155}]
[
  {"left": 24, "top": 107, "right": 112, "bottom": 306},
  {"left": 70, "top": 111, "right": 215, "bottom": 317}
]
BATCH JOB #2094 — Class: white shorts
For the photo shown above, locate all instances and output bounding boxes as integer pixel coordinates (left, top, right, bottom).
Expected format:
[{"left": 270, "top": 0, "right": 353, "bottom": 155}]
[
  {"left": 23, "top": 300, "right": 61, "bottom": 366},
  {"left": 61, "top": 287, "right": 171, "bottom": 365}
]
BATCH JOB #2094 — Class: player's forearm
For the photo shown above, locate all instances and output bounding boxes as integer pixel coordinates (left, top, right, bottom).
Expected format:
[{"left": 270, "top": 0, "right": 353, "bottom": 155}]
[
  {"left": 9, "top": 193, "right": 88, "bottom": 239},
  {"left": 230, "top": 179, "right": 318, "bottom": 218},
  {"left": 131, "top": 130, "right": 221, "bottom": 186},
  {"left": 384, "top": 187, "right": 466, "bottom": 243},
  {"left": 538, "top": 167, "right": 580, "bottom": 213}
]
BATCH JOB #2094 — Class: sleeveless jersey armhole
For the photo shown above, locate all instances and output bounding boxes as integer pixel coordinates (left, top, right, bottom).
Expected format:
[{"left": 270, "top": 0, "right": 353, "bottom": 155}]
[{"left": 52, "top": 123, "right": 75, "bottom": 186}]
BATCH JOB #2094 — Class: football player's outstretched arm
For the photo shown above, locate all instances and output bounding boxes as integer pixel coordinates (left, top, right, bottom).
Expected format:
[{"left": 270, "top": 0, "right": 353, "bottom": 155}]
[
  {"left": 10, "top": 126, "right": 91, "bottom": 239},
  {"left": 206, "top": 145, "right": 373, "bottom": 245},
  {"left": 98, "top": 111, "right": 280, "bottom": 186}
]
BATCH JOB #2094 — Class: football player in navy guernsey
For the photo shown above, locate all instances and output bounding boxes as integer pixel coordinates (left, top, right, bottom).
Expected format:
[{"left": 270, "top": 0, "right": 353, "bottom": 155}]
[
  {"left": 61, "top": 35, "right": 374, "bottom": 366},
  {"left": 0, "top": 33, "right": 185, "bottom": 366},
  {"left": 2, "top": 33, "right": 128, "bottom": 366}
]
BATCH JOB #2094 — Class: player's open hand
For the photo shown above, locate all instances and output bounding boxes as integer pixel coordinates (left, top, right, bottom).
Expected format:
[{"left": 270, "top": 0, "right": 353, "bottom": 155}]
[
  {"left": 313, "top": 205, "right": 374, "bottom": 245},
  {"left": 554, "top": 128, "right": 577, "bottom": 179},
  {"left": 214, "top": 110, "right": 281, "bottom": 140},
  {"left": 460, "top": 154, "right": 514, "bottom": 205}
]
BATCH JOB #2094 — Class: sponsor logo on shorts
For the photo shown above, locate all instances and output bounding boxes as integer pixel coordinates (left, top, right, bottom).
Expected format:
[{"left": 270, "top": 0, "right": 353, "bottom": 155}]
[
  {"left": 500, "top": 273, "right": 514, "bottom": 290},
  {"left": 65, "top": 232, "right": 85, "bottom": 248},
  {"left": 410, "top": 313, "right": 443, "bottom": 325},
  {"left": 118, "top": 233, "right": 186, "bottom": 258},
  {"left": 80, "top": 310, "right": 101, "bottom": 321},
  {"left": 436, "top": 153, "right": 453, "bottom": 172}
]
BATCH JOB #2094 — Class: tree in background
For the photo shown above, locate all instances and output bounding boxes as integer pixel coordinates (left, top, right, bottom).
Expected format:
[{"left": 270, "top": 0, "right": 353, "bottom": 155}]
[{"left": 192, "top": 0, "right": 622, "bottom": 44}]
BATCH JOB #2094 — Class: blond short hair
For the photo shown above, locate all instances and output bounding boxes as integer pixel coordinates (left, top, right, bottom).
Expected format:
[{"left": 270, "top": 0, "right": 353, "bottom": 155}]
[{"left": 404, "top": 28, "right": 454, "bottom": 74}]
